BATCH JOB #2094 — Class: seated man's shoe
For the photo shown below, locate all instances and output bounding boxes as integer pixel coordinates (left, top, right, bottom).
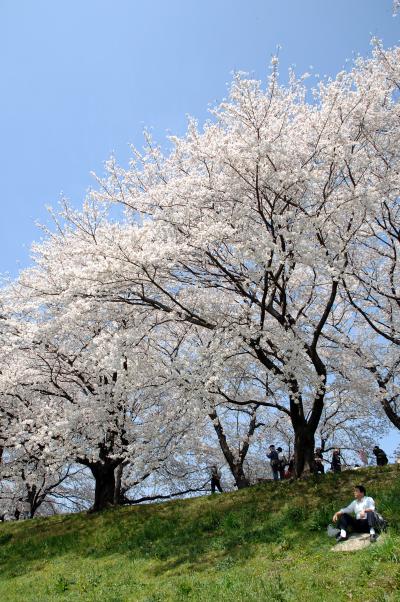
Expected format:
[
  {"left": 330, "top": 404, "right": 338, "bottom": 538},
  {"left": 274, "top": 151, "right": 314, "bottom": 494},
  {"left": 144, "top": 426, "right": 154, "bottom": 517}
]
[
  {"left": 370, "top": 533, "right": 378, "bottom": 543},
  {"left": 336, "top": 535, "right": 348, "bottom": 542}
]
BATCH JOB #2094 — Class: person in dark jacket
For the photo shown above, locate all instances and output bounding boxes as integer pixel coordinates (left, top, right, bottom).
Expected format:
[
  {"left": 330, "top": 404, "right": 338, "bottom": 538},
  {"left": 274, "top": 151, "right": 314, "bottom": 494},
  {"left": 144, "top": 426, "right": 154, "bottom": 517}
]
[
  {"left": 267, "top": 445, "right": 280, "bottom": 481},
  {"left": 331, "top": 448, "right": 342, "bottom": 473},
  {"left": 314, "top": 447, "right": 325, "bottom": 475},
  {"left": 372, "top": 446, "right": 388, "bottom": 466},
  {"left": 285, "top": 457, "right": 295, "bottom": 479},
  {"left": 210, "top": 465, "right": 223, "bottom": 493}
]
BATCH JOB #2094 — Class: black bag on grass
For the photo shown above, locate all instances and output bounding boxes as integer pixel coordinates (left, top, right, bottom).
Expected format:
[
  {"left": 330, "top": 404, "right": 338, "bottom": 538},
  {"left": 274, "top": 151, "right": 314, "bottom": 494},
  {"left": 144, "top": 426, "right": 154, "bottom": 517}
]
[{"left": 372, "top": 512, "right": 388, "bottom": 533}]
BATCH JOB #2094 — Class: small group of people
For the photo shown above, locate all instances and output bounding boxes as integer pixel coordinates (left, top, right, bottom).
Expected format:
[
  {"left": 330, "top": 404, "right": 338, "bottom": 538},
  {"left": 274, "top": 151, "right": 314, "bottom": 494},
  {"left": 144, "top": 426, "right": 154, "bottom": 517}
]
[
  {"left": 267, "top": 445, "right": 294, "bottom": 480},
  {"left": 315, "top": 447, "right": 342, "bottom": 474},
  {"left": 266, "top": 443, "right": 337, "bottom": 480},
  {"left": 210, "top": 443, "right": 390, "bottom": 492},
  {"left": 267, "top": 443, "right": 333, "bottom": 480},
  {"left": 316, "top": 445, "right": 389, "bottom": 475},
  {"left": 267, "top": 443, "right": 389, "bottom": 481}
]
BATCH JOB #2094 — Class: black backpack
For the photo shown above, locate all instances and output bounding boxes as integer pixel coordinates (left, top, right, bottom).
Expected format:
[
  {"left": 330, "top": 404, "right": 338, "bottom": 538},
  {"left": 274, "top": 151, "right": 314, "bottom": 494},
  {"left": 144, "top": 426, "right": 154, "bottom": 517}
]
[
  {"left": 269, "top": 450, "right": 279, "bottom": 467},
  {"left": 372, "top": 512, "right": 388, "bottom": 533},
  {"left": 375, "top": 448, "right": 388, "bottom": 465}
]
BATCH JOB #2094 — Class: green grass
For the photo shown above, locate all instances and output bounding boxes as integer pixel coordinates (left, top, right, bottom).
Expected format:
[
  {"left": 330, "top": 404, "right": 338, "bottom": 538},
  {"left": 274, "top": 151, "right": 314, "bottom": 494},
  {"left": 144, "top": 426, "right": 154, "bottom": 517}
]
[{"left": 1, "top": 466, "right": 400, "bottom": 601}]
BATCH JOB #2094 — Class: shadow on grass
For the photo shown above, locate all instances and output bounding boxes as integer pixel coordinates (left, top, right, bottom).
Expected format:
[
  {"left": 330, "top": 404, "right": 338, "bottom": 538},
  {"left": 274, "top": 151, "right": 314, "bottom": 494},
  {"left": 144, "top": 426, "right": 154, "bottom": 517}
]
[{"left": 0, "top": 465, "right": 398, "bottom": 582}]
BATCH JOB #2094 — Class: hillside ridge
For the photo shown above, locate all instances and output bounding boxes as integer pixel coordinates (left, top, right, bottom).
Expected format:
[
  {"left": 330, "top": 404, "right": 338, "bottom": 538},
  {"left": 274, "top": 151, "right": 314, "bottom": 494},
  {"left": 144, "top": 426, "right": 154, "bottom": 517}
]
[{"left": 0, "top": 465, "right": 399, "bottom": 602}]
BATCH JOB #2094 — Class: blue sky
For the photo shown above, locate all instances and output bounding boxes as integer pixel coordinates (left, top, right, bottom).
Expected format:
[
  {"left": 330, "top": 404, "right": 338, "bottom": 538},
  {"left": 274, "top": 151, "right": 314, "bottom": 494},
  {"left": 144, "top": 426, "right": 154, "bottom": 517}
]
[
  {"left": 1, "top": 0, "right": 399, "bottom": 456},
  {"left": 1, "top": 0, "right": 398, "bottom": 275}
]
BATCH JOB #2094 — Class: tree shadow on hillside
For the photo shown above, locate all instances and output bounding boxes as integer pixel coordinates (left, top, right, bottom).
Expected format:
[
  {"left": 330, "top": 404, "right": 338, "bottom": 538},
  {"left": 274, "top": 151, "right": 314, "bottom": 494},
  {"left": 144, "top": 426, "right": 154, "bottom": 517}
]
[{"left": 0, "top": 466, "right": 398, "bottom": 581}]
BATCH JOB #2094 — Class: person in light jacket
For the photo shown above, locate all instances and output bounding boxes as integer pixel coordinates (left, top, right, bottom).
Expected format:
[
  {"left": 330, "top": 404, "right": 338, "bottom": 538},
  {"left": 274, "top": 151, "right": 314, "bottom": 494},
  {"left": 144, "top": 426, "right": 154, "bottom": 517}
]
[
  {"left": 332, "top": 484, "right": 377, "bottom": 543},
  {"left": 276, "top": 447, "right": 288, "bottom": 480}
]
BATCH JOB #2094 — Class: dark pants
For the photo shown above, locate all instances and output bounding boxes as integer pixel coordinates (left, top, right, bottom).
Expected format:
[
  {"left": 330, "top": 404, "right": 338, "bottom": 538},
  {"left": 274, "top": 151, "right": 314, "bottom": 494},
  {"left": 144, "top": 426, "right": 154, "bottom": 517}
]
[
  {"left": 271, "top": 466, "right": 279, "bottom": 481},
  {"left": 211, "top": 477, "right": 223, "bottom": 493},
  {"left": 338, "top": 513, "right": 374, "bottom": 534},
  {"left": 278, "top": 467, "right": 285, "bottom": 480}
]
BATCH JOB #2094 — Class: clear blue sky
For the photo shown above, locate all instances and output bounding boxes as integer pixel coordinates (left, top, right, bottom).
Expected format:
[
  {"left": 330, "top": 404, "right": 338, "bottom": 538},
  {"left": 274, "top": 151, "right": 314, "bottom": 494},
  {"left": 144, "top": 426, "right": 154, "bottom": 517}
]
[
  {"left": 1, "top": 0, "right": 399, "bottom": 455},
  {"left": 1, "top": 0, "right": 398, "bottom": 274}
]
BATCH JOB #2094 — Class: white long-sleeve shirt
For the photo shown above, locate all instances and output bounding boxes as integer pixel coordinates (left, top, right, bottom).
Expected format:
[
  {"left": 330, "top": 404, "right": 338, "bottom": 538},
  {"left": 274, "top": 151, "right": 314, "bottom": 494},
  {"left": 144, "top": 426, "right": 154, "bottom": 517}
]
[{"left": 340, "top": 496, "right": 375, "bottom": 519}]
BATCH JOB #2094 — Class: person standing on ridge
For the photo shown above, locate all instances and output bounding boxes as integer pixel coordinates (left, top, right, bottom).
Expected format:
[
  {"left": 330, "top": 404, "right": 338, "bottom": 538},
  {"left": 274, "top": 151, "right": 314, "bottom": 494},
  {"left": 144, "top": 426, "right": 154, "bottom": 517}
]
[
  {"left": 277, "top": 447, "right": 288, "bottom": 480},
  {"left": 285, "top": 456, "right": 295, "bottom": 479},
  {"left": 372, "top": 446, "right": 388, "bottom": 466},
  {"left": 314, "top": 447, "right": 325, "bottom": 475},
  {"left": 267, "top": 445, "right": 280, "bottom": 481},
  {"left": 331, "top": 448, "right": 342, "bottom": 473},
  {"left": 210, "top": 465, "right": 223, "bottom": 493}
]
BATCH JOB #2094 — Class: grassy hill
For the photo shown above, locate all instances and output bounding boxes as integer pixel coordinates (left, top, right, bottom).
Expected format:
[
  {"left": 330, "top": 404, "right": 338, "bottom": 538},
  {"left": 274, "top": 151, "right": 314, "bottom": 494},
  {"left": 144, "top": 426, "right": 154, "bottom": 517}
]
[{"left": 0, "top": 466, "right": 399, "bottom": 602}]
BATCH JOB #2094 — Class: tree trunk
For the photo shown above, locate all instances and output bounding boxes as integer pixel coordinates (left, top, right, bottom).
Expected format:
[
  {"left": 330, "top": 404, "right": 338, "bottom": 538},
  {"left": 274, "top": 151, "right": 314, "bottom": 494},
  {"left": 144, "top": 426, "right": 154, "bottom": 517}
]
[
  {"left": 27, "top": 485, "right": 38, "bottom": 518},
  {"left": 208, "top": 410, "right": 250, "bottom": 489},
  {"left": 114, "top": 463, "right": 124, "bottom": 505},
  {"left": 231, "top": 464, "right": 250, "bottom": 489},
  {"left": 293, "top": 425, "right": 316, "bottom": 478},
  {"left": 379, "top": 397, "right": 400, "bottom": 430},
  {"left": 90, "top": 462, "right": 117, "bottom": 512}
]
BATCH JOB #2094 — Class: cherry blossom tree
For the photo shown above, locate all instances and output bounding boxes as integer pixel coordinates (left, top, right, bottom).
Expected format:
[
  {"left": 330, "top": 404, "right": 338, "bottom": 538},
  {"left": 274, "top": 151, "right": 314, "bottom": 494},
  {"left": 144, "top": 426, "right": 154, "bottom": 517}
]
[
  {"left": 61, "top": 45, "right": 398, "bottom": 475},
  {"left": 335, "top": 42, "right": 400, "bottom": 430},
  {"left": 1, "top": 42, "right": 399, "bottom": 498},
  {"left": 0, "top": 278, "right": 196, "bottom": 511}
]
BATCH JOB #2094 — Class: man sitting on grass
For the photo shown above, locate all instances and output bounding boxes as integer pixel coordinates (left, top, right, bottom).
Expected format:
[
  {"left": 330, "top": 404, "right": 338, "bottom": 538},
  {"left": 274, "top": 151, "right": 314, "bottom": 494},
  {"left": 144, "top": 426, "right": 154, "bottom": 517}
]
[{"left": 333, "top": 485, "right": 377, "bottom": 543}]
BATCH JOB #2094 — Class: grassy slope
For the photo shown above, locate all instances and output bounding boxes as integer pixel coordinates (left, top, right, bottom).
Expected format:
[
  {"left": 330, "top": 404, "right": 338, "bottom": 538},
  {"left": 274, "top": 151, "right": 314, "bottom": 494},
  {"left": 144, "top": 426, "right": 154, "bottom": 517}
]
[{"left": 0, "top": 466, "right": 399, "bottom": 602}]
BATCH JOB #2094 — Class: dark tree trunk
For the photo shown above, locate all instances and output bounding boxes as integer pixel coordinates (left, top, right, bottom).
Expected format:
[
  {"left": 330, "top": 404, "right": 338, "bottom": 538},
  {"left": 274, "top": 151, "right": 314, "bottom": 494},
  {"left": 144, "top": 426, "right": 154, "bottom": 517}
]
[
  {"left": 89, "top": 462, "right": 118, "bottom": 512},
  {"left": 208, "top": 410, "right": 251, "bottom": 489},
  {"left": 114, "top": 464, "right": 124, "bottom": 505},
  {"left": 293, "top": 425, "right": 316, "bottom": 477},
  {"left": 27, "top": 485, "right": 38, "bottom": 518},
  {"left": 379, "top": 396, "right": 400, "bottom": 430},
  {"left": 231, "top": 464, "right": 250, "bottom": 489},
  {"left": 366, "top": 372, "right": 400, "bottom": 431},
  {"left": 287, "top": 362, "right": 325, "bottom": 479}
]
